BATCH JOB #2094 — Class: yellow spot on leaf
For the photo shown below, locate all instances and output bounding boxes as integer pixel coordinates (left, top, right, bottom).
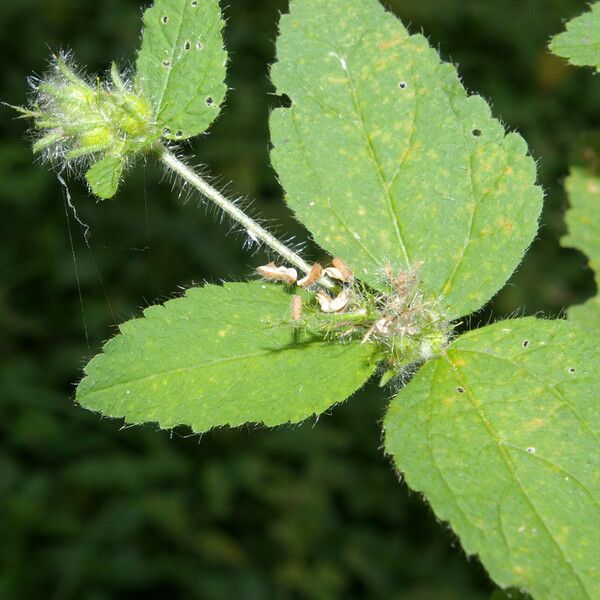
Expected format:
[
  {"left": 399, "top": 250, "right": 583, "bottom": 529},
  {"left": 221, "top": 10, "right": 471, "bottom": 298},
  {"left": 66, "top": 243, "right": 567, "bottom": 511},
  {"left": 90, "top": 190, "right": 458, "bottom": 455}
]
[{"left": 525, "top": 417, "right": 545, "bottom": 432}]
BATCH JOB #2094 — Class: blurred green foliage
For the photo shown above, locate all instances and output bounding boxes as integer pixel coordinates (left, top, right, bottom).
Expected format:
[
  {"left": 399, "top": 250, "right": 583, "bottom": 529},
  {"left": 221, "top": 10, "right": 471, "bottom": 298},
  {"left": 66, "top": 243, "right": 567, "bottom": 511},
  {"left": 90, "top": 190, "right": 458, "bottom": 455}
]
[{"left": 0, "top": 0, "right": 597, "bottom": 598}]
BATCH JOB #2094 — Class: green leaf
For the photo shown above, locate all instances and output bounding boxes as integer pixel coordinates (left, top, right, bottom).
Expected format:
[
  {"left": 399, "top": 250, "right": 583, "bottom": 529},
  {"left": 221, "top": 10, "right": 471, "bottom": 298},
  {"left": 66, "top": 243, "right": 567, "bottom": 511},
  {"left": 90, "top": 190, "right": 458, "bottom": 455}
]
[
  {"left": 569, "top": 297, "right": 600, "bottom": 327},
  {"left": 77, "top": 282, "right": 376, "bottom": 432},
  {"left": 550, "top": 2, "right": 600, "bottom": 71},
  {"left": 562, "top": 166, "right": 600, "bottom": 326},
  {"left": 384, "top": 317, "right": 600, "bottom": 599},
  {"left": 270, "top": 0, "right": 542, "bottom": 320},
  {"left": 136, "top": 0, "right": 227, "bottom": 140},
  {"left": 85, "top": 156, "right": 124, "bottom": 199},
  {"left": 489, "top": 590, "right": 530, "bottom": 600}
]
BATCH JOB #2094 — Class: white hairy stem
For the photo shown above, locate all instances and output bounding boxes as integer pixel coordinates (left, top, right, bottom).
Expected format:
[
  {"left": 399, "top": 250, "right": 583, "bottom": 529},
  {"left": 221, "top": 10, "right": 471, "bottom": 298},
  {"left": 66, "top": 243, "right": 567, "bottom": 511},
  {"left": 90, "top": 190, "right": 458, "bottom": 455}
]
[{"left": 161, "top": 148, "right": 334, "bottom": 289}]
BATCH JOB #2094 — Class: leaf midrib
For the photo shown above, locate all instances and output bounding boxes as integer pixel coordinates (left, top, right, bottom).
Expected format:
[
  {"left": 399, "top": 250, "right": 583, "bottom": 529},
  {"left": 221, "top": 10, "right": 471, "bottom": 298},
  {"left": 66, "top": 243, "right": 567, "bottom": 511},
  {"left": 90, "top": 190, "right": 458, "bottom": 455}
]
[
  {"left": 335, "top": 52, "right": 411, "bottom": 267},
  {"left": 286, "top": 106, "right": 382, "bottom": 268},
  {"left": 81, "top": 347, "right": 282, "bottom": 398},
  {"left": 82, "top": 342, "right": 327, "bottom": 397},
  {"left": 154, "top": 1, "right": 188, "bottom": 121}
]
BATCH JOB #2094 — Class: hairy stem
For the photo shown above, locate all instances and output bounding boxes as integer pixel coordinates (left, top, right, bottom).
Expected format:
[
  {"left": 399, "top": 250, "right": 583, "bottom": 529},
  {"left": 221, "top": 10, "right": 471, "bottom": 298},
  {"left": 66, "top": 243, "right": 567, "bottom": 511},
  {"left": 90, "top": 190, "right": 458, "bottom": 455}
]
[{"left": 160, "top": 148, "right": 334, "bottom": 288}]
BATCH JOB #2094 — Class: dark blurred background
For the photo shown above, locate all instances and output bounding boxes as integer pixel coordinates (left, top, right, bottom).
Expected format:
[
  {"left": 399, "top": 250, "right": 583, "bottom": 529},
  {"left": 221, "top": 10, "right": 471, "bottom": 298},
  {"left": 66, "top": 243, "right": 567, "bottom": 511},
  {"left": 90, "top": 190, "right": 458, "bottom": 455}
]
[{"left": 0, "top": 0, "right": 597, "bottom": 598}]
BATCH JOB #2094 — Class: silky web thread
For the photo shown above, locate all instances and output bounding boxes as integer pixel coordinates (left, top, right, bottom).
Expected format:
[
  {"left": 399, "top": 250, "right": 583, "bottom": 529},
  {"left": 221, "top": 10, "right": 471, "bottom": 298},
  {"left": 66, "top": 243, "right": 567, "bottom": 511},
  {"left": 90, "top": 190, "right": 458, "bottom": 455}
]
[
  {"left": 142, "top": 165, "right": 156, "bottom": 297},
  {"left": 58, "top": 170, "right": 90, "bottom": 352},
  {"left": 57, "top": 170, "right": 117, "bottom": 350}
]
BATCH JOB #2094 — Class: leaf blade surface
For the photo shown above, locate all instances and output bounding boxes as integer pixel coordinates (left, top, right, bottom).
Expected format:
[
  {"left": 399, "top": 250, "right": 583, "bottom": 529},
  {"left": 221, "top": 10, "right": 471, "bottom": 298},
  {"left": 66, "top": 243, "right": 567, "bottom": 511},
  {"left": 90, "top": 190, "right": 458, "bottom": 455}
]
[
  {"left": 550, "top": 2, "right": 600, "bottom": 71},
  {"left": 136, "top": 0, "right": 227, "bottom": 139},
  {"left": 562, "top": 166, "right": 600, "bottom": 326},
  {"left": 384, "top": 318, "right": 600, "bottom": 599},
  {"left": 85, "top": 156, "right": 123, "bottom": 199},
  {"left": 271, "top": 0, "right": 542, "bottom": 318},
  {"left": 77, "top": 282, "right": 376, "bottom": 432}
]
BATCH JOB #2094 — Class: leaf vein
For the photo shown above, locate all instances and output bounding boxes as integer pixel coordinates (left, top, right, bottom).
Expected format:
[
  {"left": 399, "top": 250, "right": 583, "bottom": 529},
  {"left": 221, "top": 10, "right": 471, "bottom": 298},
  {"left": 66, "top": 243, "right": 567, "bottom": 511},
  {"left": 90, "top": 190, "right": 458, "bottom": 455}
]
[
  {"left": 334, "top": 53, "right": 411, "bottom": 266},
  {"left": 447, "top": 355, "right": 592, "bottom": 597}
]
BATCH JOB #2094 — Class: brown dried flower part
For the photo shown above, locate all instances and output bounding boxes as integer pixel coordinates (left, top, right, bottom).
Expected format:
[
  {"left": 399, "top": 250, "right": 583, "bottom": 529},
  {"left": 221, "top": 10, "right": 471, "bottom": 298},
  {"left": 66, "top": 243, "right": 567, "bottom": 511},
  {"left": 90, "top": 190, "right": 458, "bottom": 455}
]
[
  {"left": 297, "top": 261, "right": 448, "bottom": 371},
  {"left": 332, "top": 258, "right": 353, "bottom": 281},
  {"left": 384, "top": 262, "right": 422, "bottom": 298},
  {"left": 291, "top": 295, "right": 303, "bottom": 321},
  {"left": 361, "top": 263, "right": 430, "bottom": 344},
  {"left": 324, "top": 257, "right": 353, "bottom": 283},
  {"left": 316, "top": 289, "right": 351, "bottom": 313},
  {"left": 256, "top": 263, "right": 298, "bottom": 284},
  {"left": 298, "top": 262, "right": 323, "bottom": 288}
]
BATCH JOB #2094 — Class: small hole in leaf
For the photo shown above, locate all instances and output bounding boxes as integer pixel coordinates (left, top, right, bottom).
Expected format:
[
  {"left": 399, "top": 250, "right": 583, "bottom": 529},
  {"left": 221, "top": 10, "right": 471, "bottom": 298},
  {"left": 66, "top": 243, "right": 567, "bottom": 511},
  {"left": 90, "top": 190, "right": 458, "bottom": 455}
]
[
  {"left": 163, "top": 127, "right": 171, "bottom": 135},
  {"left": 522, "top": 340, "right": 529, "bottom": 348},
  {"left": 175, "top": 130, "right": 183, "bottom": 138},
  {"left": 162, "top": 60, "right": 171, "bottom": 67},
  {"left": 399, "top": 81, "right": 407, "bottom": 90},
  {"left": 472, "top": 128, "right": 482, "bottom": 137},
  {"left": 526, "top": 447, "right": 536, "bottom": 454},
  {"left": 191, "top": 0, "right": 198, "bottom": 5},
  {"left": 161, "top": 15, "right": 169, "bottom": 24},
  {"left": 196, "top": 41, "right": 203, "bottom": 50},
  {"left": 278, "top": 94, "right": 293, "bottom": 108},
  {"left": 184, "top": 41, "right": 191, "bottom": 51},
  {"left": 569, "top": 367, "right": 576, "bottom": 374},
  {"left": 457, "top": 386, "right": 465, "bottom": 394},
  {"left": 205, "top": 96, "right": 214, "bottom": 106}
]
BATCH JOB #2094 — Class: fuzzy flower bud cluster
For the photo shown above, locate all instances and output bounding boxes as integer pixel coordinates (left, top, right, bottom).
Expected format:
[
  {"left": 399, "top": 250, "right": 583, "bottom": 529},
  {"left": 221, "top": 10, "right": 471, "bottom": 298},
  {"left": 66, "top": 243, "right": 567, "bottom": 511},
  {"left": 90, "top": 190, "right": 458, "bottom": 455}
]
[{"left": 14, "top": 54, "right": 161, "bottom": 198}]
